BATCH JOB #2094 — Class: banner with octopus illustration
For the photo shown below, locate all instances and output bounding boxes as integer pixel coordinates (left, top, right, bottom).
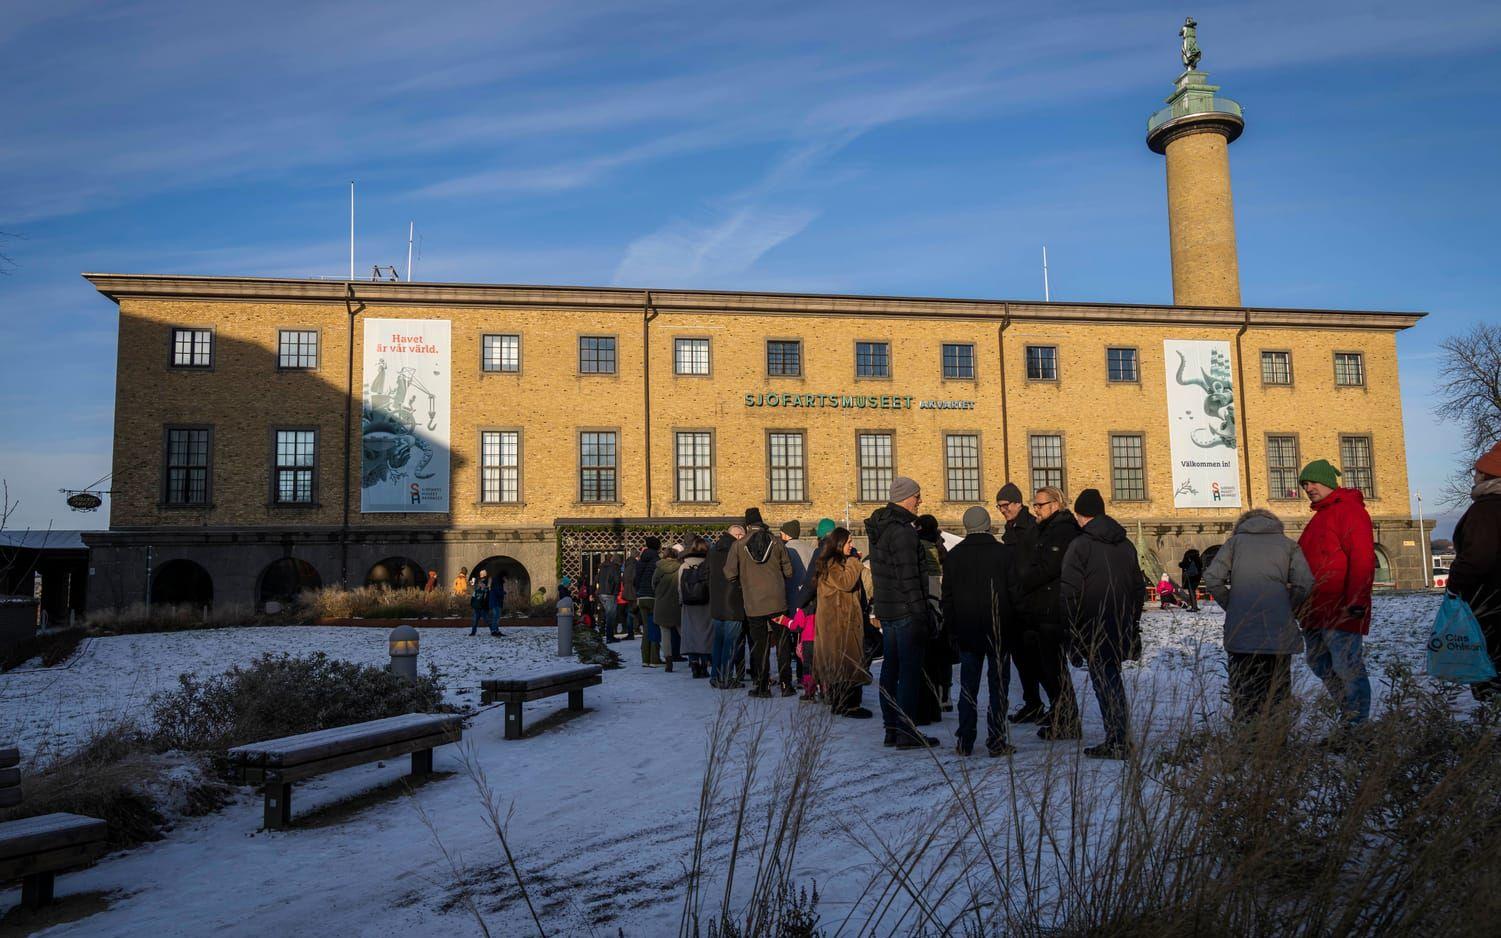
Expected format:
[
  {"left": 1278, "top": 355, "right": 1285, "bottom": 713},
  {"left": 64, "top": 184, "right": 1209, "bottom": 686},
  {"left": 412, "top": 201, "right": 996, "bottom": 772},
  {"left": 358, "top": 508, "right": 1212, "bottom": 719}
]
[
  {"left": 1163, "top": 339, "right": 1241, "bottom": 508},
  {"left": 361, "top": 318, "right": 451, "bottom": 513}
]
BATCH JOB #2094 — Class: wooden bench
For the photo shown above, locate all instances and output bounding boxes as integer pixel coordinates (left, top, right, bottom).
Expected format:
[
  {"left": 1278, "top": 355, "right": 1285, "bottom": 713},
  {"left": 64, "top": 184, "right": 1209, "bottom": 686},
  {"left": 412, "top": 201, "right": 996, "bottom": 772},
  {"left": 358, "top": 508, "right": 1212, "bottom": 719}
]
[
  {"left": 226, "top": 712, "right": 463, "bottom": 830},
  {"left": 481, "top": 665, "right": 603, "bottom": 739},
  {"left": 0, "top": 813, "right": 109, "bottom": 910}
]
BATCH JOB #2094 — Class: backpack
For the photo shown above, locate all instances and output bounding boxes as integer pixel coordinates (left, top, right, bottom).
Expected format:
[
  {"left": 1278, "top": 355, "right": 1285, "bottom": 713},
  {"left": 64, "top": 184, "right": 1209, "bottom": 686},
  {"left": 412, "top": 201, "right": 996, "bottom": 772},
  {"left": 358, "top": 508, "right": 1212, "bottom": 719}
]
[{"left": 680, "top": 562, "right": 710, "bottom": 606}]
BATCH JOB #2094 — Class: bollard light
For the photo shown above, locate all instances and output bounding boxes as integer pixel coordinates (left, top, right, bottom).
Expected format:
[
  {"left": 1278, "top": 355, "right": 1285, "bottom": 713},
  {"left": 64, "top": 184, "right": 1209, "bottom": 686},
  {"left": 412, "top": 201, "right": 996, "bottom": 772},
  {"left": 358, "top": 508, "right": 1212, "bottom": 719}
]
[
  {"left": 389, "top": 624, "right": 420, "bottom": 680},
  {"left": 556, "top": 594, "right": 575, "bottom": 658}
]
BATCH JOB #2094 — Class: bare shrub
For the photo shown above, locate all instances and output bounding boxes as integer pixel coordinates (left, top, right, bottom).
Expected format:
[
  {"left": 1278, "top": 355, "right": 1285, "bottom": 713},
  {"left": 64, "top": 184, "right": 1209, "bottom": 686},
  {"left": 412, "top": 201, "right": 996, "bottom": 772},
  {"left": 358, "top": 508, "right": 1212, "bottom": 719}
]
[
  {"left": 1, "top": 625, "right": 87, "bottom": 670},
  {"left": 148, "top": 651, "right": 449, "bottom": 752},
  {"left": 86, "top": 602, "right": 280, "bottom": 634},
  {"left": 297, "top": 586, "right": 468, "bottom": 621}
]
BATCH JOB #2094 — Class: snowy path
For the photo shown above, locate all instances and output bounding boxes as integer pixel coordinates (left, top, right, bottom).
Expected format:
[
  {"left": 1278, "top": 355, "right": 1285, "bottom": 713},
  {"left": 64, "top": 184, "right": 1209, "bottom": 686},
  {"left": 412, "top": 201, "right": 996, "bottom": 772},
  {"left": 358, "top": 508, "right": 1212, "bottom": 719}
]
[{"left": 0, "top": 593, "right": 1444, "bottom": 935}]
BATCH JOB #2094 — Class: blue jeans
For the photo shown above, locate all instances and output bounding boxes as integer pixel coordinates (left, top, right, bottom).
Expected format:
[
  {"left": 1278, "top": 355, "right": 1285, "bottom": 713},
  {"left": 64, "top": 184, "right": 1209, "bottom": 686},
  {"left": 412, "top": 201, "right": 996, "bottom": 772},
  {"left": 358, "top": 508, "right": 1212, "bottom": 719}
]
[
  {"left": 1303, "top": 628, "right": 1371, "bottom": 725},
  {"left": 878, "top": 617, "right": 926, "bottom": 738},
  {"left": 470, "top": 607, "right": 485, "bottom": 634},
  {"left": 711, "top": 619, "right": 743, "bottom": 681},
  {"left": 486, "top": 606, "right": 501, "bottom": 634},
  {"left": 957, "top": 648, "right": 1008, "bottom": 749},
  {"left": 1087, "top": 653, "right": 1129, "bottom": 746}
]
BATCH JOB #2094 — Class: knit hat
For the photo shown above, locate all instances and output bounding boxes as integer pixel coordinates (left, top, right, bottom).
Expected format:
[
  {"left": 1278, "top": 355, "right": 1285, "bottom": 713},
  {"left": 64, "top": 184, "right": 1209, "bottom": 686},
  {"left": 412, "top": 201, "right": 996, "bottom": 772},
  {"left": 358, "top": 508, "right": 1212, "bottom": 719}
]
[
  {"left": 743, "top": 507, "right": 764, "bottom": 526},
  {"left": 889, "top": 476, "right": 921, "bottom": 503},
  {"left": 815, "top": 518, "right": 836, "bottom": 538},
  {"left": 1073, "top": 488, "right": 1105, "bottom": 518},
  {"left": 780, "top": 520, "right": 800, "bottom": 539},
  {"left": 1298, "top": 459, "right": 1342, "bottom": 489},
  {"left": 996, "top": 483, "right": 1024, "bottom": 504},
  {"left": 962, "top": 506, "right": 992, "bottom": 534},
  {"left": 1476, "top": 441, "right": 1501, "bottom": 478}
]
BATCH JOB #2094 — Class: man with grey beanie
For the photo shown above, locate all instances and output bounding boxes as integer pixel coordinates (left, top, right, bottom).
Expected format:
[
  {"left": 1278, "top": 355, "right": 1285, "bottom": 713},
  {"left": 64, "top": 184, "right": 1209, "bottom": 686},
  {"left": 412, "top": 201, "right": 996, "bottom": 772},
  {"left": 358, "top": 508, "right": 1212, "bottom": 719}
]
[
  {"left": 865, "top": 476, "right": 940, "bottom": 748},
  {"left": 942, "top": 506, "right": 1022, "bottom": 756}
]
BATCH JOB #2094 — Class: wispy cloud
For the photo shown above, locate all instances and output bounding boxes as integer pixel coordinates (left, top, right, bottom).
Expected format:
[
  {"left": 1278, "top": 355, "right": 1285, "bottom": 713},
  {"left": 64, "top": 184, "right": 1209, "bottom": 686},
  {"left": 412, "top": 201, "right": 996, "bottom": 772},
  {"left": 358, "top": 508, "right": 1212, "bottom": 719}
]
[{"left": 614, "top": 205, "right": 819, "bottom": 286}]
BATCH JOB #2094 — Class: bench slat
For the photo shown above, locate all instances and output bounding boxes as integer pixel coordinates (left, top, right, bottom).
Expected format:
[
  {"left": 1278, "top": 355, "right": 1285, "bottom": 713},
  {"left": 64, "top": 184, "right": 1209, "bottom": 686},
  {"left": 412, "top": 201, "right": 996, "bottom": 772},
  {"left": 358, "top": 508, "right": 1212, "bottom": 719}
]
[
  {"left": 0, "top": 814, "right": 108, "bottom": 861},
  {"left": 0, "top": 747, "right": 18, "bottom": 769},
  {"left": 227, "top": 713, "right": 462, "bottom": 767},
  {"left": 483, "top": 675, "right": 602, "bottom": 705},
  {"left": 0, "top": 840, "right": 107, "bottom": 882},
  {"left": 480, "top": 665, "right": 603, "bottom": 693},
  {"left": 233, "top": 730, "right": 459, "bottom": 785}
]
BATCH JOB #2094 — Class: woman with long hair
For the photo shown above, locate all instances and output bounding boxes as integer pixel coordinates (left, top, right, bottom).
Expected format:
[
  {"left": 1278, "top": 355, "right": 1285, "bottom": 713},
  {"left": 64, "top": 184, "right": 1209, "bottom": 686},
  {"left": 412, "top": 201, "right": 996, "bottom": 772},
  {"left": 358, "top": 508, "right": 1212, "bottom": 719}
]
[{"left": 813, "top": 527, "right": 874, "bottom": 718}]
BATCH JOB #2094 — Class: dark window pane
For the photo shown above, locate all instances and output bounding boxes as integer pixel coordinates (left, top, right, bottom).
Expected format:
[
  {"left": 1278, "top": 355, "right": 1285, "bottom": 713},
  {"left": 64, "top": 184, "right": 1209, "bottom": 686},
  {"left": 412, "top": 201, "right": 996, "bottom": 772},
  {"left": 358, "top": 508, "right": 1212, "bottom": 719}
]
[
  {"left": 1107, "top": 347, "right": 1137, "bottom": 382},
  {"left": 1026, "top": 346, "right": 1057, "bottom": 381},
  {"left": 483, "top": 335, "right": 520, "bottom": 373},
  {"left": 579, "top": 337, "right": 617, "bottom": 374},
  {"left": 767, "top": 341, "right": 802, "bottom": 376},
  {"left": 855, "top": 342, "right": 889, "bottom": 378},
  {"left": 942, "top": 343, "right": 974, "bottom": 379}
]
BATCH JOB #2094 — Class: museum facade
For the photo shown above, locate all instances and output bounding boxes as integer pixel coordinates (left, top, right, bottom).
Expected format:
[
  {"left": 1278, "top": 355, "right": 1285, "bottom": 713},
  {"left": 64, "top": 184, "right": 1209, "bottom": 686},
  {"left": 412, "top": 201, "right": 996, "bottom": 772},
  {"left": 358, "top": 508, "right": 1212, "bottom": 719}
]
[{"left": 80, "top": 274, "right": 1429, "bottom": 609}]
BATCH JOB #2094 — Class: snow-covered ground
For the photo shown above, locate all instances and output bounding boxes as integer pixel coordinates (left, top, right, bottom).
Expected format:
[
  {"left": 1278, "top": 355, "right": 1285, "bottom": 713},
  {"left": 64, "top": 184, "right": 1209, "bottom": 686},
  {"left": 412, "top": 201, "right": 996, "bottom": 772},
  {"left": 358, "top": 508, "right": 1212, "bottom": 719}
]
[{"left": 0, "top": 593, "right": 1445, "bottom": 935}]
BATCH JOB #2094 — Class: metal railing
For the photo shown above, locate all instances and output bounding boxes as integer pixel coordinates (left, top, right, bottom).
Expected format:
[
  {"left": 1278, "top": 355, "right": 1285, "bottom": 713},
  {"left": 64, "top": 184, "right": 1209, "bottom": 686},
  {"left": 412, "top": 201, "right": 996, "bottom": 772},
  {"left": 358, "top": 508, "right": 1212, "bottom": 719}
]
[{"left": 1148, "top": 95, "right": 1243, "bottom": 133}]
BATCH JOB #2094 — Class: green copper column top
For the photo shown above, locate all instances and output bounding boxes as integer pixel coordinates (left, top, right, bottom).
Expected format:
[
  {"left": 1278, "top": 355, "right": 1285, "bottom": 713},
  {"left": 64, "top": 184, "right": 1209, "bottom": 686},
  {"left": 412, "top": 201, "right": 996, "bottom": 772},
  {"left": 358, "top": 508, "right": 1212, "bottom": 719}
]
[{"left": 1146, "top": 17, "right": 1245, "bottom": 153}]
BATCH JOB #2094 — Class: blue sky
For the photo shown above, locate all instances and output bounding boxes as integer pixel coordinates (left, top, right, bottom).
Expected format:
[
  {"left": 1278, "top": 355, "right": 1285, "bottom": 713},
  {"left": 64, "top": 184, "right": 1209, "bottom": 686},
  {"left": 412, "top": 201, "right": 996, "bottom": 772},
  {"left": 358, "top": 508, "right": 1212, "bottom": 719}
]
[{"left": 2, "top": 0, "right": 1498, "bottom": 536}]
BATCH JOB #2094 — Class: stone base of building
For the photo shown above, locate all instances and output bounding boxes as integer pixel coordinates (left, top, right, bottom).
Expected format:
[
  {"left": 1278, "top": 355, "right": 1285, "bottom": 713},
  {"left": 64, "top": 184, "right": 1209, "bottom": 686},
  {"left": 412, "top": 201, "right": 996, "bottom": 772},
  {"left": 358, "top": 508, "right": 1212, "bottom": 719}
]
[{"left": 81, "top": 513, "right": 1434, "bottom": 613}]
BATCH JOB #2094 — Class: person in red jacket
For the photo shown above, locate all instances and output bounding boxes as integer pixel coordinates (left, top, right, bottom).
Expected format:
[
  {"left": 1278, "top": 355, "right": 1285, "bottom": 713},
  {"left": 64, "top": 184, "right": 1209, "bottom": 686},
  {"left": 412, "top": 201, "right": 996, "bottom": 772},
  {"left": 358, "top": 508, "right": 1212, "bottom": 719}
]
[{"left": 1296, "top": 459, "right": 1376, "bottom": 725}]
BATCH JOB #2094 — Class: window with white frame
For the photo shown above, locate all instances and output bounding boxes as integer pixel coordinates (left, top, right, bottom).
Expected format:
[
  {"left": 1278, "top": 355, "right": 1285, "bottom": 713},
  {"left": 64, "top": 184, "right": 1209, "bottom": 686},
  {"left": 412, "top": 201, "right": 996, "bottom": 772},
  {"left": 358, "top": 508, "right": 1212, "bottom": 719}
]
[
  {"left": 480, "top": 430, "right": 520, "bottom": 503},
  {"left": 857, "top": 432, "right": 894, "bottom": 501},
  {"left": 277, "top": 330, "right": 318, "bottom": 369},
  {"left": 768, "top": 432, "right": 805, "bottom": 502},
  {"left": 674, "top": 338, "right": 710, "bottom": 376},
  {"left": 482, "top": 334, "right": 520, "bottom": 373},
  {"left": 675, "top": 431, "right": 713, "bottom": 501},
  {"left": 274, "top": 430, "right": 315, "bottom": 504},
  {"left": 945, "top": 434, "right": 981, "bottom": 501},
  {"left": 171, "top": 328, "right": 212, "bottom": 368}
]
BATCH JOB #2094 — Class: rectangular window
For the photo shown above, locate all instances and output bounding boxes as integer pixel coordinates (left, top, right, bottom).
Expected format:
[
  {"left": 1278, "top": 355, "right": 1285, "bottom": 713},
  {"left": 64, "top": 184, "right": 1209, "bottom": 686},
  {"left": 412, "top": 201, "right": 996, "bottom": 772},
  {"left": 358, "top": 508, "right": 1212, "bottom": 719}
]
[
  {"left": 1340, "top": 435, "right": 1375, "bottom": 498},
  {"left": 164, "top": 428, "right": 210, "bottom": 505},
  {"left": 277, "top": 330, "right": 318, "bottom": 369},
  {"left": 1026, "top": 345, "right": 1057, "bottom": 381},
  {"left": 767, "top": 340, "right": 802, "bottom": 377},
  {"left": 855, "top": 341, "right": 890, "bottom": 378},
  {"left": 1110, "top": 433, "right": 1146, "bottom": 501},
  {"left": 857, "top": 432, "right": 894, "bottom": 501},
  {"left": 1334, "top": 352, "right": 1365, "bottom": 387},
  {"left": 767, "top": 432, "right": 806, "bottom": 502},
  {"left": 1261, "top": 351, "right": 1292, "bottom": 385},
  {"left": 1107, "top": 347, "right": 1138, "bottom": 382},
  {"left": 480, "top": 430, "right": 520, "bottom": 503},
  {"left": 944, "top": 434, "right": 981, "bottom": 501},
  {"left": 171, "top": 328, "right": 213, "bottom": 368},
  {"left": 274, "top": 430, "right": 315, "bottom": 504},
  {"left": 579, "top": 336, "right": 617, "bottom": 375},
  {"left": 1029, "top": 434, "right": 1064, "bottom": 493},
  {"left": 942, "top": 343, "right": 975, "bottom": 379},
  {"left": 1266, "top": 434, "right": 1301, "bottom": 500},
  {"left": 482, "top": 334, "right": 520, "bottom": 373},
  {"left": 579, "top": 431, "right": 618, "bottom": 502},
  {"left": 675, "top": 431, "right": 714, "bottom": 502},
  {"left": 674, "top": 338, "right": 710, "bottom": 376}
]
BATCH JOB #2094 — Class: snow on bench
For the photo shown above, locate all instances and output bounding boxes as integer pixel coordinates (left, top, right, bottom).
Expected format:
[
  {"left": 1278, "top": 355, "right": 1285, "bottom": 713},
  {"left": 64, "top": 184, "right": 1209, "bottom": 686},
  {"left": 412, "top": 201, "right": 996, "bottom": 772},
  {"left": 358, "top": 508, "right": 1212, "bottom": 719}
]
[
  {"left": 0, "top": 813, "right": 109, "bottom": 911},
  {"left": 226, "top": 712, "right": 463, "bottom": 830},
  {"left": 480, "top": 664, "right": 603, "bottom": 740}
]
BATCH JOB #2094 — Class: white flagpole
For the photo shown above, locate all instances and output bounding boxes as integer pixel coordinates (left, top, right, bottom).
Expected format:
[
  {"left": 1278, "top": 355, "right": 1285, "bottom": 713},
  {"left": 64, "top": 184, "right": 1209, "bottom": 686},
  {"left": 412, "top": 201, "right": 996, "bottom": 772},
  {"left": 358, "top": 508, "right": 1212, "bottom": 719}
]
[
  {"left": 1042, "top": 245, "right": 1051, "bottom": 301},
  {"left": 349, "top": 181, "right": 355, "bottom": 280}
]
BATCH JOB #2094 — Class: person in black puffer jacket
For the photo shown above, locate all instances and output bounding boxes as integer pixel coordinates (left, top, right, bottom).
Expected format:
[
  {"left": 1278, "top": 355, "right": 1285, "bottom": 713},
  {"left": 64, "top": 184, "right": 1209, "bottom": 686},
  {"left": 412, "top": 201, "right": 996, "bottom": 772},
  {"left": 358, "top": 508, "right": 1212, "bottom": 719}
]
[
  {"left": 1059, "top": 489, "right": 1144, "bottom": 760},
  {"left": 1016, "top": 485, "right": 1082, "bottom": 740},
  {"left": 865, "top": 476, "right": 938, "bottom": 749},
  {"left": 996, "top": 482, "right": 1046, "bottom": 722},
  {"left": 633, "top": 538, "right": 662, "bottom": 667},
  {"left": 707, "top": 525, "right": 748, "bottom": 687}
]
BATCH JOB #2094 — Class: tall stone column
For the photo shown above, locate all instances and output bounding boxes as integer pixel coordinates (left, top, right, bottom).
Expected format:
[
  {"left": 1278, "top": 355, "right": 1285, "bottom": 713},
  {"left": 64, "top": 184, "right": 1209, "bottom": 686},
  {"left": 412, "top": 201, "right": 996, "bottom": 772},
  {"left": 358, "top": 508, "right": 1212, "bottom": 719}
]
[{"left": 1147, "top": 35, "right": 1245, "bottom": 308}]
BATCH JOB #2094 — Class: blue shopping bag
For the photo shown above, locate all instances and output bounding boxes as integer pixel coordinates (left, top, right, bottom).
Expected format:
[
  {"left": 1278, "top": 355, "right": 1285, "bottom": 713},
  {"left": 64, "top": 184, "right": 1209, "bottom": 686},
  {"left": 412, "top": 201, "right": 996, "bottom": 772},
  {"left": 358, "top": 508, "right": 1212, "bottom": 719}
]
[{"left": 1427, "top": 594, "right": 1498, "bottom": 684}]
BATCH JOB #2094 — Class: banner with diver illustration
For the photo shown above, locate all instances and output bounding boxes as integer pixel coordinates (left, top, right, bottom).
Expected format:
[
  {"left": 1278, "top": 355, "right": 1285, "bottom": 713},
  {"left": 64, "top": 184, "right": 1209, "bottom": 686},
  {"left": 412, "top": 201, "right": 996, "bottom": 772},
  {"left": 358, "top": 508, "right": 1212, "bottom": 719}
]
[
  {"left": 361, "top": 318, "right": 451, "bottom": 513},
  {"left": 1163, "top": 339, "right": 1240, "bottom": 508}
]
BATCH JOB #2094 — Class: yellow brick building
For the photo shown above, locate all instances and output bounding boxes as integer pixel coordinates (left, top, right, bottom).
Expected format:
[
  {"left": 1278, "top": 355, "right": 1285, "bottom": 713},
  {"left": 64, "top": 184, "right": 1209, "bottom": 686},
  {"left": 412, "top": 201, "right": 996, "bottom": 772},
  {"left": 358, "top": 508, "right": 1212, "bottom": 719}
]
[
  {"left": 78, "top": 33, "right": 1433, "bottom": 608},
  {"left": 80, "top": 275, "right": 1427, "bottom": 608}
]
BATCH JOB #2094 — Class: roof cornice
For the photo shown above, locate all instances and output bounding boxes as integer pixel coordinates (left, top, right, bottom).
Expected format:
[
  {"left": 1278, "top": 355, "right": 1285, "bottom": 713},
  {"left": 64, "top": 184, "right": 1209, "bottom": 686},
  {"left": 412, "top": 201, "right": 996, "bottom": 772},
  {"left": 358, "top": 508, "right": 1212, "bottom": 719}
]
[{"left": 81, "top": 273, "right": 1426, "bottom": 331}]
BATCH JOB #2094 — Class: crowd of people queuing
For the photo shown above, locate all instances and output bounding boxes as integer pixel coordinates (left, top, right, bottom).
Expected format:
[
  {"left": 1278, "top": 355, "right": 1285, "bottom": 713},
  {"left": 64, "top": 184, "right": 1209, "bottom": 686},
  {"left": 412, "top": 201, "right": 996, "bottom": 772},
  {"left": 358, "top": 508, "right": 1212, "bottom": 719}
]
[{"left": 471, "top": 440, "right": 1501, "bottom": 758}]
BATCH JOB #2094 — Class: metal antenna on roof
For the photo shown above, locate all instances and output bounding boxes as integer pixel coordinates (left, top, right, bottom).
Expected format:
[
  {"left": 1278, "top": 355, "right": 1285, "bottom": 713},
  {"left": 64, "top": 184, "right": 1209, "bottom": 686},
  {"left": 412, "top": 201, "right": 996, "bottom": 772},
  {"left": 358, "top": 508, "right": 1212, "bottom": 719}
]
[
  {"left": 406, "top": 222, "right": 415, "bottom": 282},
  {"left": 1043, "top": 245, "right": 1051, "bottom": 302}
]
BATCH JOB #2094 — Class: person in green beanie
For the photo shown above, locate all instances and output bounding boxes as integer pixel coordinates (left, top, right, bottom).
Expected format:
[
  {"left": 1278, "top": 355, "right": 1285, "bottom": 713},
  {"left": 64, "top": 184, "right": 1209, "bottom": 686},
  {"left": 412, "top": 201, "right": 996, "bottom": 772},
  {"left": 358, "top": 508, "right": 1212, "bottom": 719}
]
[{"left": 1296, "top": 458, "right": 1375, "bottom": 726}]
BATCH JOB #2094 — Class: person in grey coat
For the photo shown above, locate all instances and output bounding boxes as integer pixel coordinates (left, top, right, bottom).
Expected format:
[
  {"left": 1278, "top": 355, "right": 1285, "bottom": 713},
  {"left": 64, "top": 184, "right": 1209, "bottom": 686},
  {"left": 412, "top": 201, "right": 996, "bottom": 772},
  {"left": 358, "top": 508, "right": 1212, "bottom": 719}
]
[{"left": 1203, "top": 508, "right": 1316, "bottom": 722}]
